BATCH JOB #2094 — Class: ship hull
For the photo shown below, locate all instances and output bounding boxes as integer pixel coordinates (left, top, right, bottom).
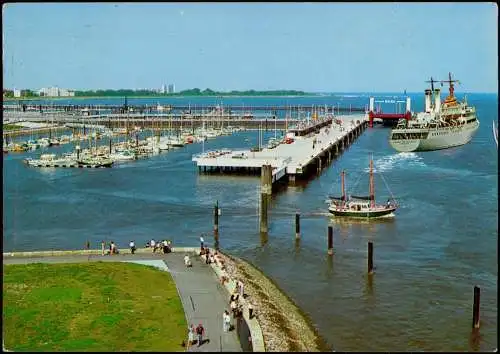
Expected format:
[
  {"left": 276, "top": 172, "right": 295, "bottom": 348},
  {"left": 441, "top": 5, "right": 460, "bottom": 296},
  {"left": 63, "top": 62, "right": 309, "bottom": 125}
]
[
  {"left": 389, "top": 120, "right": 479, "bottom": 152},
  {"left": 328, "top": 207, "right": 396, "bottom": 218}
]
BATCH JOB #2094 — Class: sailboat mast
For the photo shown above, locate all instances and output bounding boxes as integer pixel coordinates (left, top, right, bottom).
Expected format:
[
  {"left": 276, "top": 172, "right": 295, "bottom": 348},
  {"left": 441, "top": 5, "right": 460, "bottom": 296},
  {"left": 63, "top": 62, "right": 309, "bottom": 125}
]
[
  {"left": 369, "top": 158, "right": 375, "bottom": 208},
  {"left": 341, "top": 170, "right": 345, "bottom": 204}
]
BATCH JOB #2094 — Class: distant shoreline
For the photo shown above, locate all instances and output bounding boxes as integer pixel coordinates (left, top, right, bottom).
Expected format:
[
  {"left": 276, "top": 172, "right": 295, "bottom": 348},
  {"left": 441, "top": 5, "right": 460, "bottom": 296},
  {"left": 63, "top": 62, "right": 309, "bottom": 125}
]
[
  {"left": 3, "top": 94, "right": 319, "bottom": 102},
  {"left": 4, "top": 92, "right": 496, "bottom": 103}
]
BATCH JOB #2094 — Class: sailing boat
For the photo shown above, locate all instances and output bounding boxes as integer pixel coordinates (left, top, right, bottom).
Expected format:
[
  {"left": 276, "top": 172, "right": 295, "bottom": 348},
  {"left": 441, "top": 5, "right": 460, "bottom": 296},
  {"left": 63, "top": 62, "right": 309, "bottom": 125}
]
[
  {"left": 493, "top": 121, "right": 498, "bottom": 147},
  {"left": 327, "top": 158, "right": 398, "bottom": 218}
]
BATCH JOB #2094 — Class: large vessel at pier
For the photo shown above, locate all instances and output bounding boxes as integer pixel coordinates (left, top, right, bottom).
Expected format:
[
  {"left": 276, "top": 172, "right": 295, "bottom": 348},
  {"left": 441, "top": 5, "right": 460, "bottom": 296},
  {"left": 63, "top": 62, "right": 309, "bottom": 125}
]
[
  {"left": 327, "top": 158, "right": 398, "bottom": 218},
  {"left": 389, "top": 73, "right": 479, "bottom": 152}
]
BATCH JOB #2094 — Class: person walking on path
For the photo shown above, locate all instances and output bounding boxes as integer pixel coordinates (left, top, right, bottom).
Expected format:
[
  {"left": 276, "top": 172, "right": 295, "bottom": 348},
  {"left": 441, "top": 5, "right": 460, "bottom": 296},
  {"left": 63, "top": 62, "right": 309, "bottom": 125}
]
[
  {"left": 101, "top": 240, "right": 105, "bottom": 256},
  {"left": 187, "top": 324, "right": 195, "bottom": 349},
  {"left": 195, "top": 323, "right": 205, "bottom": 347},
  {"left": 205, "top": 247, "right": 210, "bottom": 264},
  {"left": 222, "top": 310, "right": 231, "bottom": 332},
  {"left": 129, "top": 240, "right": 136, "bottom": 254}
]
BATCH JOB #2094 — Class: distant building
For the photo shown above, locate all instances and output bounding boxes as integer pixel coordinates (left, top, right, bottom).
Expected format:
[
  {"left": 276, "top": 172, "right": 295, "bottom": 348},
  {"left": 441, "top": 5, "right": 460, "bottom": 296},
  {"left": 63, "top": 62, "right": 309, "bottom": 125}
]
[
  {"left": 161, "top": 84, "right": 167, "bottom": 94},
  {"left": 37, "top": 86, "right": 75, "bottom": 97},
  {"left": 168, "top": 84, "right": 175, "bottom": 94},
  {"left": 13, "top": 89, "right": 21, "bottom": 98}
]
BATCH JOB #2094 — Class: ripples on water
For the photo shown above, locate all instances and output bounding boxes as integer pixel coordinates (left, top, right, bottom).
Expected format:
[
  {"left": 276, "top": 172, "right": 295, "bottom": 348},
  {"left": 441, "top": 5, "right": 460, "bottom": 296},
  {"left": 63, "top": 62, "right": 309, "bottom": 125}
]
[{"left": 3, "top": 94, "right": 497, "bottom": 351}]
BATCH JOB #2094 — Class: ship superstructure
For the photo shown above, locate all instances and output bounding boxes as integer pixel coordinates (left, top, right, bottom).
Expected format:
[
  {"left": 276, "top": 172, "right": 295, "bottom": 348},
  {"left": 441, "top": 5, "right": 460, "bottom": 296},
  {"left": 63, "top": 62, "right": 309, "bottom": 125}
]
[{"left": 389, "top": 73, "right": 479, "bottom": 152}]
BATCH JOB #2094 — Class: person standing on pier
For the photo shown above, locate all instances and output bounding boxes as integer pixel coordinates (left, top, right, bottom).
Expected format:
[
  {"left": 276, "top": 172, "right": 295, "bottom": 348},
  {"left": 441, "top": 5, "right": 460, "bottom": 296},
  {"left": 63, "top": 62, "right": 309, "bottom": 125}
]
[
  {"left": 129, "top": 240, "right": 136, "bottom": 254},
  {"left": 101, "top": 240, "right": 105, "bottom": 256},
  {"left": 150, "top": 239, "right": 156, "bottom": 253},
  {"left": 200, "top": 235, "right": 205, "bottom": 250},
  {"left": 223, "top": 310, "right": 231, "bottom": 332},
  {"left": 195, "top": 323, "right": 205, "bottom": 347}
]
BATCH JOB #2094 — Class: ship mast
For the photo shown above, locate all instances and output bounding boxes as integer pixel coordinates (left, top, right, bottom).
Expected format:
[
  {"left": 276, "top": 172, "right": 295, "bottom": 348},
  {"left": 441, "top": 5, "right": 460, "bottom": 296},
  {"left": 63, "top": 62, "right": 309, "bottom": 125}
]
[
  {"left": 440, "top": 72, "right": 460, "bottom": 100},
  {"left": 341, "top": 170, "right": 345, "bottom": 205},
  {"left": 369, "top": 158, "right": 375, "bottom": 208}
]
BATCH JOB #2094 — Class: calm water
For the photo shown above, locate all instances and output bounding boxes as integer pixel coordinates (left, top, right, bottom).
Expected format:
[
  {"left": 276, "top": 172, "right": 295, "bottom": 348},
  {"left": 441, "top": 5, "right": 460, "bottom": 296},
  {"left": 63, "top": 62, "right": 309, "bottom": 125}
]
[{"left": 3, "top": 94, "right": 497, "bottom": 351}]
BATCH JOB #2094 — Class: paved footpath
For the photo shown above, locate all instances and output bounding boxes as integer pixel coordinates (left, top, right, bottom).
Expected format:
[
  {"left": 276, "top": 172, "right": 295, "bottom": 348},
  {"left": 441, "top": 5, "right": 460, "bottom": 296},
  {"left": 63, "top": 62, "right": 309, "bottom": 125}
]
[{"left": 3, "top": 252, "right": 242, "bottom": 352}]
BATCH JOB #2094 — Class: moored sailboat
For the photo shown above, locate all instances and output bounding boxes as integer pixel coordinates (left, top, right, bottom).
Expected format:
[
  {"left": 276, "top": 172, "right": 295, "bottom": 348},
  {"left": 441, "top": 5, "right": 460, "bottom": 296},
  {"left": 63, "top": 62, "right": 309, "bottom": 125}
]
[{"left": 327, "top": 158, "right": 398, "bottom": 218}]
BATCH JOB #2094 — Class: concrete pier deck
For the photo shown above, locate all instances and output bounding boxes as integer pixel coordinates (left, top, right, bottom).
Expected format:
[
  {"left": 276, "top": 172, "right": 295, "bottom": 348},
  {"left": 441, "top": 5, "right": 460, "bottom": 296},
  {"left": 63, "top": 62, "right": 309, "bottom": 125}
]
[{"left": 192, "top": 114, "right": 368, "bottom": 183}]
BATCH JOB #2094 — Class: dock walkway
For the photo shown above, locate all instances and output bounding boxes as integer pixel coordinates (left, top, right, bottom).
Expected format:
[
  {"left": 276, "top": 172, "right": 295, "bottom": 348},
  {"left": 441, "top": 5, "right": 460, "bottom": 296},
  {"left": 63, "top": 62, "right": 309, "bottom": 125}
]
[
  {"left": 192, "top": 114, "right": 368, "bottom": 182},
  {"left": 3, "top": 251, "right": 244, "bottom": 352}
]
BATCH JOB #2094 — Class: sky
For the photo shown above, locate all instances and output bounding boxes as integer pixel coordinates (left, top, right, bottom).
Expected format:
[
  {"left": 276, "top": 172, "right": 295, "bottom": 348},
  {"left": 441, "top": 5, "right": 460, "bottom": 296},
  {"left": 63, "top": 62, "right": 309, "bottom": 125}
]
[{"left": 2, "top": 2, "right": 498, "bottom": 93}]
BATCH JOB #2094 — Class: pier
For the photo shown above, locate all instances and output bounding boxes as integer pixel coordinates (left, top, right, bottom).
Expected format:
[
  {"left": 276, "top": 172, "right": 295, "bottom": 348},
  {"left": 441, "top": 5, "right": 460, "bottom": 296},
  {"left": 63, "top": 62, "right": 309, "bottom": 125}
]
[{"left": 192, "top": 114, "right": 368, "bottom": 187}]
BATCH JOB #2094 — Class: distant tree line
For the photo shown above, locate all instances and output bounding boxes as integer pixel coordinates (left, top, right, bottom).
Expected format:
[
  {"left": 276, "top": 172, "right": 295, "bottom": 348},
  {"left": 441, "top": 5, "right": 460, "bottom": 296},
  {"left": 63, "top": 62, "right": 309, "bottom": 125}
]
[
  {"left": 74, "top": 88, "right": 310, "bottom": 97},
  {"left": 3, "top": 89, "right": 38, "bottom": 98}
]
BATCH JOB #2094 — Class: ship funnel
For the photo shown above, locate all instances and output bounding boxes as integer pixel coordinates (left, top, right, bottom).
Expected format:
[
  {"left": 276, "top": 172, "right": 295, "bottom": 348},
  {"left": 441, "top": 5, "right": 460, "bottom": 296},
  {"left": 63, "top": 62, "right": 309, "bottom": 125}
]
[
  {"left": 369, "top": 97, "right": 375, "bottom": 112},
  {"left": 434, "top": 88, "right": 441, "bottom": 112},
  {"left": 406, "top": 96, "right": 411, "bottom": 113},
  {"left": 424, "top": 89, "right": 432, "bottom": 113}
]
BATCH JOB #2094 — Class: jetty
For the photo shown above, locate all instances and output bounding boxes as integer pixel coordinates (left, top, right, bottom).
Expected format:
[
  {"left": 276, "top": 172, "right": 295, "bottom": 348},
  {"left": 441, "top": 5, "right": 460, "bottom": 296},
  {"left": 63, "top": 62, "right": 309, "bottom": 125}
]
[{"left": 192, "top": 113, "right": 368, "bottom": 185}]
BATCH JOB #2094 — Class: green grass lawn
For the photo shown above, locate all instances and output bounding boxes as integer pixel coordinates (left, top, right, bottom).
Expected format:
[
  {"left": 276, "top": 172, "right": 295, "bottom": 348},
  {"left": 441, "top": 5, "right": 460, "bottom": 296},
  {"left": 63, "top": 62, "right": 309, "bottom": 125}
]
[
  {"left": 3, "top": 262, "right": 187, "bottom": 352},
  {"left": 3, "top": 124, "right": 24, "bottom": 131}
]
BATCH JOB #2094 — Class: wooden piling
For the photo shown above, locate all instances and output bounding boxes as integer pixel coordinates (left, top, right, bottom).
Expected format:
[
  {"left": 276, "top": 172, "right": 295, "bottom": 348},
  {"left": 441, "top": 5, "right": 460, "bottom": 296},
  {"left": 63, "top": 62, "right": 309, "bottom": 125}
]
[
  {"left": 327, "top": 226, "right": 333, "bottom": 255},
  {"left": 260, "top": 193, "right": 268, "bottom": 234},
  {"left": 472, "top": 286, "right": 480, "bottom": 329},
  {"left": 295, "top": 213, "right": 300, "bottom": 239},
  {"left": 368, "top": 241, "right": 374, "bottom": 274},
  {"left": 261, "top": 164, "right": 272, "bottom": 195},
  {"left": 259, "top": 164, "right": 271, "bottom": 233},
  {"left": 214, "top": 200, "right": 219, "bottom": 232}
]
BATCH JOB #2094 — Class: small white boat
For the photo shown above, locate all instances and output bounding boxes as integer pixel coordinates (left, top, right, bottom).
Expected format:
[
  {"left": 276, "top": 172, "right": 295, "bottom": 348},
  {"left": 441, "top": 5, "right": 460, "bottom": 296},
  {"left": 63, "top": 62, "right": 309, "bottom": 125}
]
[
  {"left": 38, "top": 138, "right": 50, "bottom": 147},
  {"left": 109, "top": 150, "right": 136, "bottom": 161}
]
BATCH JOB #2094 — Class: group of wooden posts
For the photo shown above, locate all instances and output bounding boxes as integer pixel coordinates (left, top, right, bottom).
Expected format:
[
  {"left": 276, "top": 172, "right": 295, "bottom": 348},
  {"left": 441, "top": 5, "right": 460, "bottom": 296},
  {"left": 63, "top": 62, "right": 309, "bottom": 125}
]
[{"left": 212, "top": 183, "right": 483, "bottom": 332}]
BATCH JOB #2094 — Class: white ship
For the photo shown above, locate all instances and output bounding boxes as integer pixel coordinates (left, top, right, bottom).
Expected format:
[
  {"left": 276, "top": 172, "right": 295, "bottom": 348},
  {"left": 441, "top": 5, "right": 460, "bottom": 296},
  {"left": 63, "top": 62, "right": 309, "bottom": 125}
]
[{"left": 389, "top": 73, "right": 479, "bottom": 152}]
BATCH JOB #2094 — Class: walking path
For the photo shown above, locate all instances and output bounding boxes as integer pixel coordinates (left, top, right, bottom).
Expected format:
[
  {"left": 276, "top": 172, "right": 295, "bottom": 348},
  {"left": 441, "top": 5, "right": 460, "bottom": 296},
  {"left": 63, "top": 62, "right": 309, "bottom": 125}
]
[{"left": 3, "top": 251, "right": 242, "bottom": 352}]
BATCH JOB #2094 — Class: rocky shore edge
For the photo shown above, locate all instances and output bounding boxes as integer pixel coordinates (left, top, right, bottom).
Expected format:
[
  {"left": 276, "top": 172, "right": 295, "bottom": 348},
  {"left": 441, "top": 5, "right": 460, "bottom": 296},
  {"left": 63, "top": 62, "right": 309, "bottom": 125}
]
[{"left": 217, "top": 251, "right": 332, "bottom": 352}]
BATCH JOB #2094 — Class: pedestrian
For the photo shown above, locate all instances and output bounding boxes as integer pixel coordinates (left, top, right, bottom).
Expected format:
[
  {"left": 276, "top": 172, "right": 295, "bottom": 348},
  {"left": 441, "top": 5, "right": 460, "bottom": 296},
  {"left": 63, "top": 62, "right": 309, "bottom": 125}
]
[
  {"left": 187, "top": 324, "right": 195, "bottom": 349},
  {"left": 200, "top": 235, "right": 204, "bottom": 250},
  {"left": 248, "top": 302, "right": 254, "bottom": 319},
  {"left": 195, "top": 323, "right": 205, "bottom": 347},
  {"left": 230, "top": 299, "right": 237, "bottom": 318},
  {"left": 223, "top": 310, "right": 231, "bottom": 332},
  {"left": 85, "top": 240, "right": 90, "bottom": 250},
  {"left": 101, "top": 240, "right": 105, "bottom": 256},
  {"left": 129, "top": 240, "right": 136, "bottom": 254},
  {"left": 150, "top": 239, "right": 156, "bottom": 253},
  {"left": 110, "top": 241, "right": 118, "bottom": 255},
  {"left": 184, "top": 254, "right": 192, "bottom": 268},
  {"left": 230, "top": 290, "right": 239, "bottom": 304},
  {"left": 205, "top": 247, "right": 210, "bottom": 264}
]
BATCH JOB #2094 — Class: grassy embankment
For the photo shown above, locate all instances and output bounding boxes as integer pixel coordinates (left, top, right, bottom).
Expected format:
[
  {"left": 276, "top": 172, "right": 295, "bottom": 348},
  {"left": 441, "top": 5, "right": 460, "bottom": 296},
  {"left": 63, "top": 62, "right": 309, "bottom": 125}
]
[
  {"left": 3, "top": 124, "right": 24, "bottom": 131},
  {"left": 3, "top": 262, "right": 187, "bottom": 352}
]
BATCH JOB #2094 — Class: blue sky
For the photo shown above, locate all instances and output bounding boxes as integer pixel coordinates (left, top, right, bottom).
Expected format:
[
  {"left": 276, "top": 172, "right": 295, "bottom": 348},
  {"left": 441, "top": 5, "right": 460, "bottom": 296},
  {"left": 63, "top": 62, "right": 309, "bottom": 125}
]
[{"left": 2, "top": 2, "right": 498, "bottom": 93}]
